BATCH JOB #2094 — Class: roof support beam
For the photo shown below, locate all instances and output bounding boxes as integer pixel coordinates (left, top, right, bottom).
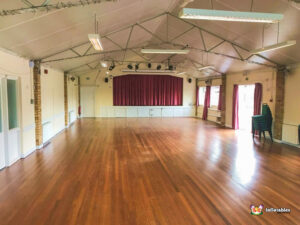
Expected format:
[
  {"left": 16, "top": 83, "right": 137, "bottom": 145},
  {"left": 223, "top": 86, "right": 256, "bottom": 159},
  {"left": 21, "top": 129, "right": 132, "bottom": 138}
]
[
  {"left": 170, "top": 26, "right": 194, "bottom": 42},
  {"left": 231, "top": 44, "right": 243, "bottom": 60},
  {"left": 40, "top": 12, "right": 167, "bottom": 61},
  {"left": 122, "top": 26, "right": 134, "bottom": 63},
  {"left": 42, "top": 48, "right": 135, "bottom": 63},
  {"left": 136, "top": 23, "right": 166, "bottom": 43},
  {"left": 169, "top": 42, "right": 276, "bottom": 68},
  {"left": 208, "top": 40, "right": 225, "bottom": 52},
  {"left": 1, "top": 0, "right": 117, "bottom": 16},
  {"left": 70, "top": 48, "right": 81, "bottom": 57},
  {"left": 167, "top": 12, "right": 280, "bottom": 67},
  {"left": 199, "top": 30, "right": 207, "bottom": 51},
  {"left": 83, "top": 44, "right": 92, "bottom": 56}
]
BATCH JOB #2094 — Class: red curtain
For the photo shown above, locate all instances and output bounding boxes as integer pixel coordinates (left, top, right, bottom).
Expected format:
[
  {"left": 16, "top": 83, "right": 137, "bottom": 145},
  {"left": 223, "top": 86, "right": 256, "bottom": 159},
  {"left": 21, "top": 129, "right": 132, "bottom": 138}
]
[
  {"left": 202, "top": 86, "right": 211, "bottom": 120},
  {"left": 113, "top": 75, "right": 183, "bottom": 106},
  {"left": 254, "top": 83, "right": 262, "bottom": 115},
  {"left": 218, "top": 85, "right": 223, "bottom": 110},
  {"left": 232, "top": 85, "right": 239, "bottom": 129}
]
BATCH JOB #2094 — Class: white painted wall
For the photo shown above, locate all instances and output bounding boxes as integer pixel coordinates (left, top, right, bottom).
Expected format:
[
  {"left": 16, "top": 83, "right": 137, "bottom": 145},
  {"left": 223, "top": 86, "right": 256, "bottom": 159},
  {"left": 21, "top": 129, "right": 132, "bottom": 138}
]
[
  {"left": 67, "top": 77, "right": 79, "bottom": 124},
  {"left": 0, "top": 49, "right": 36, "bottom": 161},
  {"left": 41, "top": 66, "right": 65, "bottom": 143},
  {"left": 283, "top": 64, "right": 300, "bottom": 145},
  {"left": 81, "top": 87, "right": 95, "bottom": 117}
]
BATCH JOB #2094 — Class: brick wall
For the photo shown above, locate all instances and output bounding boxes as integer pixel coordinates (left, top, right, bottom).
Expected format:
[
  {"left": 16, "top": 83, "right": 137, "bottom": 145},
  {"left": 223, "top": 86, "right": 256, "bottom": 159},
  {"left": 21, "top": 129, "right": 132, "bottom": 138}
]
[
  {"left": 33, "top": 60, "right": 43, "bottom": 147},
  {"left": 274, "top": 70, "right": 285, "bottom": 140},
  {"left": 274, "top": 71, "right": 285, "bottom": 140}
]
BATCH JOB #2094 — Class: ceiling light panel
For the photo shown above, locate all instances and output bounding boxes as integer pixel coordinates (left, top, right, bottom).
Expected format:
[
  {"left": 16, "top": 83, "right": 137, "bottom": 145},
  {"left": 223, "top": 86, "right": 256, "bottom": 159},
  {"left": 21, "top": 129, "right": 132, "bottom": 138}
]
[
  {"left": 88, "top": 34, "right": 104, "bottom": 51},
  {"left": 179, "top": 8, "right": 283, "bottom": 23},
  {"left": 250, "top": 40, "right": 296, "bottom": 54},
  {"left": 141, "top": 49, "right": 190, "bottom": 54}
]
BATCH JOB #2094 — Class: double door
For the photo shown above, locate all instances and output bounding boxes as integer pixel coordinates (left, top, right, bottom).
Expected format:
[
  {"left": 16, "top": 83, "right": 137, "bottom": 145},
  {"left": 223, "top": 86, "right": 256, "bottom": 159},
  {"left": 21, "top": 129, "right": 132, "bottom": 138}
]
[{"left": 0, "top": 76, "right": 21, "bottom": 170}]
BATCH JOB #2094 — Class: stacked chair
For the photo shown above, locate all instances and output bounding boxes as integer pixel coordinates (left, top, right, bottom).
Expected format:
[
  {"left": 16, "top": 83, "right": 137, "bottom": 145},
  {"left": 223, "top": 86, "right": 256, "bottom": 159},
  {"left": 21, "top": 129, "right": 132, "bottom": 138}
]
[{"left": 252, "top": 104, "right": 273, "bottom": 142}]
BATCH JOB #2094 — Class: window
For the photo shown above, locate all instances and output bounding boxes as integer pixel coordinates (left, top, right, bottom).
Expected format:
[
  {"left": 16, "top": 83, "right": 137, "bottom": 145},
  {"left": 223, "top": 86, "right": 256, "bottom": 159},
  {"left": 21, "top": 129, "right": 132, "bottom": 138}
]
[
  {"left": 198, "top": 87, "right": 206, "bottom": 105},
  {"left": 210, "top": 86, "right": 220, "bottom": 108},
  {"left": 7, "top": 79, "right": 18, "bottom": 130}
]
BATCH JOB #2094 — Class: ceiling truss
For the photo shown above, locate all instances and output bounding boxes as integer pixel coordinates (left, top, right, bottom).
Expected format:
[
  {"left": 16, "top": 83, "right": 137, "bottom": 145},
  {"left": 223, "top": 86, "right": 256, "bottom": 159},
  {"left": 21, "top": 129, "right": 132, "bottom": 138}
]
[
  {"left": 37, "top": 11, "right": 282, "bottom": 76},
  {"left": 0, "top": 0, "right": 117, "bottom": 16}
]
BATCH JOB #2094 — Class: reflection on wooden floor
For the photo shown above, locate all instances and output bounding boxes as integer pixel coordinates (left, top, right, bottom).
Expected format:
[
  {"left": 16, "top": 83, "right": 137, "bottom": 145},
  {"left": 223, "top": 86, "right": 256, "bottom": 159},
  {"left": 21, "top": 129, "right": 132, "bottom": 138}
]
[{"left": 0, "top": 118, "right": 299, "bottom": 225}]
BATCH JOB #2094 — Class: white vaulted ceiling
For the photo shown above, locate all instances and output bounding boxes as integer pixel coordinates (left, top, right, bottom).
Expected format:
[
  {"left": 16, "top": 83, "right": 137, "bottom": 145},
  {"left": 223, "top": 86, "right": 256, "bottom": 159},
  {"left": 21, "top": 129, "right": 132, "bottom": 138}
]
[{"left": 0, "top": 0, "right": 299, "bottom": 77}]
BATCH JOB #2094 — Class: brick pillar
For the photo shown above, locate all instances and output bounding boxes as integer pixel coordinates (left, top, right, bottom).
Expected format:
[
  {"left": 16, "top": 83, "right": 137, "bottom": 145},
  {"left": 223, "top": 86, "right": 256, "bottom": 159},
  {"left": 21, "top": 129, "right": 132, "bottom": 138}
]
[
  {"left": 220, "top": 74, "right": 226, "bottom": 126},
  {"left": 78, "top": 77, "right": 81, "bottom": 117},
  {"left": 64, "top": 72, "right": 69, "bottom": 127},
  {"left": 274, "top": 70, "right": 285, "bottom": 140},
  {"left": 33, "top": 60, "right": 43, "bottom": 148}
]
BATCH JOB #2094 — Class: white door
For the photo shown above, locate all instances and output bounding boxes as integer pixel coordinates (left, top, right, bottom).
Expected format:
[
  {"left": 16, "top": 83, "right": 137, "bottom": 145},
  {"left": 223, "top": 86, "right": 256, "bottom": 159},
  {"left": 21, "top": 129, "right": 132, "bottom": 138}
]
[
  {"left": 1, "top": 77, "right": 21, "bottom": 167},
  {"left": 0, "top": 78, "right": 5, "bottom": 169},
  {"left": 81, "top": 87, "right": 95, "bottom": 117},
  {"left": 238, "top": 85, "right": 255, "bottom": 132}
]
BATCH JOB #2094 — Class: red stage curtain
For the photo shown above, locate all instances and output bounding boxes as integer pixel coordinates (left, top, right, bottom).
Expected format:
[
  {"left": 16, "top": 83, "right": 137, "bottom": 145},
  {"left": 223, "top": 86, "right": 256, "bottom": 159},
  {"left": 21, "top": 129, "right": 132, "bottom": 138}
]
[
  {"left": 218, "top": 85, "right": 223, "bottom": 110},
  {"left": 232, "top": 85, "right": 239, "bottom": 130},
  {"left": 202, "top": 86, "right": 211, "bottom": 120},
  {"left": 253, "top": 83, "right": 262, "bottom": 115},
  {"left": 113, "top": 75, "right": 183, "bottom": 106}
]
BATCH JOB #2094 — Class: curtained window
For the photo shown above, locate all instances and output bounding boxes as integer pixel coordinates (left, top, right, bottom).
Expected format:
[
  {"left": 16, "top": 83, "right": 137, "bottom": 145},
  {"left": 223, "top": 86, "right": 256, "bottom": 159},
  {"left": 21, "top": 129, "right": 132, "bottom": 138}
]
[
  {"left": 210, "top": 86, "right": 220, "bottom": 108},
  {"left": 113, "top": 75, "right": 183, "bottom": 106},
  {"left": 198, "top": 87, "right": 206, "bottom": 105}
]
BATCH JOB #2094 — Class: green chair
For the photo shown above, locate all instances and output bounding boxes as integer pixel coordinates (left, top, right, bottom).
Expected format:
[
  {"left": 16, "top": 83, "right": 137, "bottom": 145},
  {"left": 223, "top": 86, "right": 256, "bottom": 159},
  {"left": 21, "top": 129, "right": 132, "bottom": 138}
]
[{"left": 252, "top": 104, "right": 273, "bottom": 142}]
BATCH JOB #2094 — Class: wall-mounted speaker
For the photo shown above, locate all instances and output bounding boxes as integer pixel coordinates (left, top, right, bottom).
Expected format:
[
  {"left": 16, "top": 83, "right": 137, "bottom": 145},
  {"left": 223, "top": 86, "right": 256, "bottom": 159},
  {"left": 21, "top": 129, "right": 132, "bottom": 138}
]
[
  {"left": 205, "top": 79, "right": 212, "bottom": 85},
  {"left": 104, "top": 77, "right": 109, "bottom": 83}
]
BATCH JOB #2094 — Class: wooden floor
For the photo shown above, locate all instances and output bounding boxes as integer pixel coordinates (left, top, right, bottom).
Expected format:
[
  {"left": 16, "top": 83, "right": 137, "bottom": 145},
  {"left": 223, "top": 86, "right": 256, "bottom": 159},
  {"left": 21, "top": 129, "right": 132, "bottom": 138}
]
[{"left": 0, "top": 118, "right": 299, "bottom": 225}]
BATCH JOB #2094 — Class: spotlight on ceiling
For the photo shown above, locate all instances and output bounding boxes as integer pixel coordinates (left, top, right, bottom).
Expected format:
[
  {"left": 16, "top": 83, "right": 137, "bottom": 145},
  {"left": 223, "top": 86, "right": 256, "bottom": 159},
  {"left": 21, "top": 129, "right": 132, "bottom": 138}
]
[
  {"left": 157, "top": 65, "right": 162, "bottom": 70},
  {"left": 100, "top": 61, "right": 107, "bottom": 68},
  {"left": 127, "top": 64, "right": 133, "bottom": 69},
  {"left": 135, "top": 64, "right": 139, "bottom": 70},
  {"left": 109, "top": 62, "right": 115, "bottom": 71},
  {"left": 148, "top": 63, "right": 152, "bottom": 68}
]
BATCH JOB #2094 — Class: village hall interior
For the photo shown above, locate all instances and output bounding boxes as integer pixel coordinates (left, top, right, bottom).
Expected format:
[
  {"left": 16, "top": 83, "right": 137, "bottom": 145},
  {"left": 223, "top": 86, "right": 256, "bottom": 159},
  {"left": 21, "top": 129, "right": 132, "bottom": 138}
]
[{"left": 0, "top": 0, "right": 299, "bottom": 225}]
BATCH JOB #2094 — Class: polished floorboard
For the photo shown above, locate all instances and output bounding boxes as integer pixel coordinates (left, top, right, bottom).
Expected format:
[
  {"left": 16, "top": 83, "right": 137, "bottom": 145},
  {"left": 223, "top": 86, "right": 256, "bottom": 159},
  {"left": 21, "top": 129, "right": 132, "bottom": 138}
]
[{"left": 0, "top": 118, "right": 299, "bottom": 225}]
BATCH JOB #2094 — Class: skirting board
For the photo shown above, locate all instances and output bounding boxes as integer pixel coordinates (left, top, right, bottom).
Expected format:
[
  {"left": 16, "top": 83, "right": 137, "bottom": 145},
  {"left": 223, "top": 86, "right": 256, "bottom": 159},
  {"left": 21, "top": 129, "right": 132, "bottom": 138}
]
[{"left": 21, "top": 146, "right": 36, "bottom": 158}]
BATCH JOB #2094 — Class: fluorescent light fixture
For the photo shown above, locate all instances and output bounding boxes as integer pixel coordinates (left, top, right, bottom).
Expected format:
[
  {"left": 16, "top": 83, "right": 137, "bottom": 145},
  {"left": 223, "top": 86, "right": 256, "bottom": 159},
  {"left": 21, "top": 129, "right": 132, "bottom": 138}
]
[
  {"left": 179, "top": 8, "right": 283, "bottom": 23},
  {"left": 141, "top": 49, "right": 190, "bottom": 54},
  {"left": 250, "top": 40, "right": 296, "bottom": 54},
  {"left": 88, "top": 34, "right": 104, "bottom": 51},
  {"left": 198, "top": 66, "right": 215, "bottom": 71},
  {"left": 100, "top": 61, "right": 107, "bottom": 67}
]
